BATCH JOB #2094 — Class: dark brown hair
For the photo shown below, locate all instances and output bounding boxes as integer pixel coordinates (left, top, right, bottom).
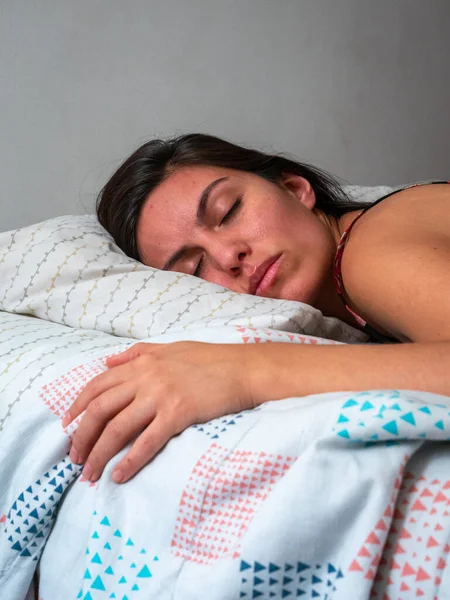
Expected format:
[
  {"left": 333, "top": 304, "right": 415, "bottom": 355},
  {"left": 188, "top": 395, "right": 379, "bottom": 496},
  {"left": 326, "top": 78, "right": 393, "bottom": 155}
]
[{"left": 96, "top": 133, "right": 369, "bottom": 261}]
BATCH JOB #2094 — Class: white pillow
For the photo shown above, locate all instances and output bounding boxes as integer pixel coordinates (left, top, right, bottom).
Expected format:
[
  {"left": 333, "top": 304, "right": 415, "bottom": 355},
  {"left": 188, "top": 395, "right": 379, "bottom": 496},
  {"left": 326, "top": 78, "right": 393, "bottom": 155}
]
[{"left": 0, "top": 186, "right": 392, "bottom": 344}]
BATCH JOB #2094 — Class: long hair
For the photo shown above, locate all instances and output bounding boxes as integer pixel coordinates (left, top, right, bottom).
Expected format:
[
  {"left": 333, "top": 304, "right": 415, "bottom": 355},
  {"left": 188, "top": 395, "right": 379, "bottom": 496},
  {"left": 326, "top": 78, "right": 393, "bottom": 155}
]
[{"left": 96, "top": 133, "right": 369, "bottom": 261}]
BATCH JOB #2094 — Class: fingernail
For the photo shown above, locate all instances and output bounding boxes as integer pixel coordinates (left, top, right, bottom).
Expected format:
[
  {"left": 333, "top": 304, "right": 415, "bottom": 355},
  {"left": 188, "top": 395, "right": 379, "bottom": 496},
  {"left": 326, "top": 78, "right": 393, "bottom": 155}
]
[
  {"left": 62, "top": 412, "right": 71, "bottom": 427},
  {"left": 82, "top": 463, "right": 93, "bottom": 481},
  {"left": 112, "top": 469, "right": 124, "bottom": 484},
  {"left": 69, "top": 446, "right": 79, "bottom": 463}
]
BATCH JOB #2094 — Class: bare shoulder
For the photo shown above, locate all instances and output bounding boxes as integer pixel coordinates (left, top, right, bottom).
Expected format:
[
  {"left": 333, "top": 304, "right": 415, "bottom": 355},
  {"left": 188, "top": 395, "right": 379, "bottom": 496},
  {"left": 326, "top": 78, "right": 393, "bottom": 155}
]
[{"left": 340, "top": 183, "right": 450, "bottom": 342}]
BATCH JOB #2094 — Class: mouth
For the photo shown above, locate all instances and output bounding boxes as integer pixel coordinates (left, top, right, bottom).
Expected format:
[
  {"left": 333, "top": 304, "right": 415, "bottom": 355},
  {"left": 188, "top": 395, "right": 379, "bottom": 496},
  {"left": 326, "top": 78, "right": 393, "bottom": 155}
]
[{"left": 250, "top": 254, "right": 282, "bottom": 296}]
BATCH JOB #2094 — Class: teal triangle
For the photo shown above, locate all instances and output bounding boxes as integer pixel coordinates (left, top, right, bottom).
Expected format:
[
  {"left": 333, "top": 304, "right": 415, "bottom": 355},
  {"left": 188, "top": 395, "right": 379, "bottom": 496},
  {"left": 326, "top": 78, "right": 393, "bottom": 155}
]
[
  {"left": 118, "top": 555, "right": 123, "bottom": 560},
  {"left": 91, "top": 576, "right": 106, "bottom": 591},
  {"left": 254, "top": 576, "right": 264, "bottom": 585},
  {"left": 269, "top": 577, "right": 278, "bottom": 585},
  {"left": 119, "top": 576, "right": 127, "bottom": 583},
  {"left": 137, "top": 565, "right": 152, "bottom": 578},
  {"left": 18, "top": 493, "right": 25, "bottom": 502},
  {"left": 105, "top": 566, "right": 114, "bottom": 575},
  {"left": 337, "top": 569, "right": 344, "bottom": 579},
  {"left": 240, "top": 560, "right": 252, "bottom": 572},
  {"left": 84, "top": 569, "right": 92, "bottom": 580},
  {"left": 77, "top": 591, "right": 83, "bottom": 598},
  {"left": 342, "top": 399, "right": 358, "bottom": 408},
  {"left": 369, "top": 434, "right": 379, "bottom": 440},
  {"left": 269, "top": 563, "right": 280, "bottom": 573},
  {"left": 104, "top": 542, "right": 112, "bottom": 550},
  {"left": 296, "top": 562, "right": 310, "bottom": 573},
  {"left": 83, "top": 593, "right": 93, "bottom": 600},
  {"left": 328, "top": 563, "right": 336, "bottom": 573},
  {"left": 312, "top": 591, "right": 320, "bottom": 598},
  {"left": 110, "top": 595, "right": 116, "bottom": 599},
  {"left": 401, "top": 412, "right": 416, "bottom": 426},
  {"left": 153, "top": 556, "right": 158, "bottom": 561},
  {"left": 92, "top": 531, "right": 99, "bottom": 539},
  {"left": 281, "top": 590, "right": 291, "bottom": 598},
  {"left": 312, "top": 575, "right": 322, "bottom": 584},
  {"left": 86, "top": 548, "right": 90, "bottom": 555},
  {"left": 140, "top": 548, "right": 147, "bottom": 554},
  {"left": 337, "top": 429, "right": 350, "bottom": 439},
  {"left": 283, "top": 576, "right": 293, "bottom": 585},
  {"left": 100, "top": 516, "right": 111, "bottom": 526},
  {"left": 360, "top": 401, "right": 374, "bottom": 411},
  {"left": 91, "top": 552, "right": 102, "bottom": 564},
  {"left": 435, "top": 420, "right": 444, "bottom": 431},
  {"left": 285, "top": 564, "right": 293, "bottom": 571},
  {"left": 389, "top": 403, "right": 402, "bottom": 411},
  {"left": 337, "top": 414, "right": 349, "bottom": 423},
  {"left": 113, "top": 529, "right": 122, "bottom": 537},
  {"left": 130, "top": 562, "right": 136, "bottom": 568},
  {"left": 419, "top": 406, "right": 431, "bottom": 414},
  {"left": 382, "top": 420, "right": 399, "bottom": 436},
  {"left": 254, "top": 562, "right": 266, "bottom": 572},
  {"left": 126, "top": 538, "right": 134, "bottom": 546},
  {"left": 132, "top": 584, "right": 139, "bottom": 591}
]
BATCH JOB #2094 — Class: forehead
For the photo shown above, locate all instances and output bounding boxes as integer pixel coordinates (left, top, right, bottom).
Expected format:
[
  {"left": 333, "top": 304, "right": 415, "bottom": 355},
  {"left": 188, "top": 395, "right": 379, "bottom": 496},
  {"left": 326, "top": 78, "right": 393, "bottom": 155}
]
[{"left": 136, "top": 165, "right": 241, "bottom": 267}]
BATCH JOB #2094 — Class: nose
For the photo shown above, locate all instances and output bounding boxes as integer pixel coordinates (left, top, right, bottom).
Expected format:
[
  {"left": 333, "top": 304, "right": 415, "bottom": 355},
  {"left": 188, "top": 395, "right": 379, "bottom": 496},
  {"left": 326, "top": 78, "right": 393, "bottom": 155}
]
[{"left": 199, "top": 232, "right": 254, "bottom": 280}]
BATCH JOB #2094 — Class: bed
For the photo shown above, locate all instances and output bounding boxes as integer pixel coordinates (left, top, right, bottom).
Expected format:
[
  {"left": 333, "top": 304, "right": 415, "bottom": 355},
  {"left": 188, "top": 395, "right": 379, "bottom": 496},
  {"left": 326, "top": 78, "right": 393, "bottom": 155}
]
[{"left": 1, "top": 186, "right": 449, "bottom": 599}]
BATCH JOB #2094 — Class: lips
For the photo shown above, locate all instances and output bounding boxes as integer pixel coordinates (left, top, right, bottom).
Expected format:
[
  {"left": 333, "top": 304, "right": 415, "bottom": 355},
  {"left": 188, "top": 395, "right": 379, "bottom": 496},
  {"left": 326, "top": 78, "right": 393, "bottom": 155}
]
[{"left": 249, "top": 254, "right": 282, "bottom": 296}]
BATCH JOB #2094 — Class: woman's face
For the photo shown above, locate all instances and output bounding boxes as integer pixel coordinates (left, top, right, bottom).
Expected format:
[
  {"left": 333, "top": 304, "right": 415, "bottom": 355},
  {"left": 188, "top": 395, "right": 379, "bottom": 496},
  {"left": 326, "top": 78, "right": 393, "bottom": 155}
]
[{"left": 136, "top": 165, "right": 339, "bottom": 305}]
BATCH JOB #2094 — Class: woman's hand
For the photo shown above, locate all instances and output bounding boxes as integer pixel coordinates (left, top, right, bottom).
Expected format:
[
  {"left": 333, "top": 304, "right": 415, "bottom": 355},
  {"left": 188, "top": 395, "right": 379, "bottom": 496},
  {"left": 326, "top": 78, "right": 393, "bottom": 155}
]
[{"left": 62, "top": 341, "right": 254, "bottom": 484}]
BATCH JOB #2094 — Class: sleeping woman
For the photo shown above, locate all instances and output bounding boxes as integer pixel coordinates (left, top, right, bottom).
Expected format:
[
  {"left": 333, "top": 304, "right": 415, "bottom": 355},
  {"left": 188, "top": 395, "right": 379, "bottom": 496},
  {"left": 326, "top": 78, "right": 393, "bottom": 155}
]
[{"left": 62, "top": 133, "right": 450, "bottom": 484}]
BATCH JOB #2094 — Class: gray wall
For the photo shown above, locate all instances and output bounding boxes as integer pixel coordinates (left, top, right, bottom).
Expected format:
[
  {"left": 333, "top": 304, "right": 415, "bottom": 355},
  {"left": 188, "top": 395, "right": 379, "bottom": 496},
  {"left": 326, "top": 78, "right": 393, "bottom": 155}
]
[{"left": 1, "top": 0, "right": 449, "bottom": 232}]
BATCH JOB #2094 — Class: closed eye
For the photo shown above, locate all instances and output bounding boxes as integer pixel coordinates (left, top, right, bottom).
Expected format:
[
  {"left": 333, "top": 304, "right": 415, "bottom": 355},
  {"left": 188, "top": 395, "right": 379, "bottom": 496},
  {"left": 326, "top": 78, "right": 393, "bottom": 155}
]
[{"left": 193, "top": 197, "right": 242, "bottom": 277}]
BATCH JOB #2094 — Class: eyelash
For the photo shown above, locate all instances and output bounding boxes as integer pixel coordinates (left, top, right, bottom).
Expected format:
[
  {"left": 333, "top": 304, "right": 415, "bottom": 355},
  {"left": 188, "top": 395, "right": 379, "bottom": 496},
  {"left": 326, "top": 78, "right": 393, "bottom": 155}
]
[{"left": 193, "top": 197, "right": 242, "bottom": 277}]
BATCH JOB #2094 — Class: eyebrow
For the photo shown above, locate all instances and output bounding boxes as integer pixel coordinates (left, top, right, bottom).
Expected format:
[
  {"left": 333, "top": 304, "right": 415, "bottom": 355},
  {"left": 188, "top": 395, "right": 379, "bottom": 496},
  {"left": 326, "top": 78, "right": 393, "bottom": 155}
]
[{"left": 162, "top": 176, "right": 229, "bottom": 271}]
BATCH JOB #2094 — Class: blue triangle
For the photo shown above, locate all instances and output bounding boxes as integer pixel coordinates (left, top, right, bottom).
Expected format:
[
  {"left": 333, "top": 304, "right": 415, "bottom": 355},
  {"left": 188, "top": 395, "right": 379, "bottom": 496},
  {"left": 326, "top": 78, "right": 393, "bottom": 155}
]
[
  {"left": 254, "top": 562, "right": 266, "bottom": 572},
  {"left": 240, "top": 560, "right": 252, "bottom": 572},
  {"left": 382, "top": 420, "right": 399, "bottom": 436},
  {"left": 312, "top": 590, "right": 320, "bottom": 597},
  {"left": 342, "top": 399, "right": 358, "bottom": 408},
  {"left": 360, "top": 401, "right": 374, "bottom": 411},
  {"left": 11, "top": 541, "right": 22, "bottom": 552},
  {"left": 312, "top": 574, "right": 322, "bottom": 584},
  {"left": 269, "top": 577, "right": 278, "bottom": 585},
  {"left": 401, "top": 412, "right": 416, "bottom": 426},
  {"left": 337, "top": 429, "right": 350, "bottom": 439},
  {"left": 283, "top": 576, "right": 293, "bottom": 585},
  {"left": 254, "top": 576, "right": 264, "bottom": 585},
  {"left": 137, "top": 565, "right": 152, "bottom": 578},
  {"left": 91, "top": 576, "right": 106, "bottom": 591},
  {"left": 20, "top": 548, "right": 31, "bottom": 557},
  {"left": 296, "top": 562, "right": 310, "bottom": 573},
  {"left": 269, "top": 563, "right": 280, "bottom": 573},
  {"left": 49, "top": 478, "right": 57, "bottom": 487},
  {"left": 29, "top": 508, "right": 39, "bottom": 519}
]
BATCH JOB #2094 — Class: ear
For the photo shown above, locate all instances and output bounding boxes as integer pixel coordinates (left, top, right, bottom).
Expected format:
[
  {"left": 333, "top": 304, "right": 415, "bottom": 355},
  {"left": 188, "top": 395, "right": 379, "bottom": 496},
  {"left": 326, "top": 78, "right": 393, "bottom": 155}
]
[{"left": 280, "top": 172, "right": 316, "bottom": 210}]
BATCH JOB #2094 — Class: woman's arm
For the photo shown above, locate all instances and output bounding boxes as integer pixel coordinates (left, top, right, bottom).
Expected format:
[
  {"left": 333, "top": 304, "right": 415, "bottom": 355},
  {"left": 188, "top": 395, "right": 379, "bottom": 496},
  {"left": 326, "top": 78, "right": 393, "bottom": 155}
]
[{"left": 245, "top": 340, "right": 450, "bottom": 408}]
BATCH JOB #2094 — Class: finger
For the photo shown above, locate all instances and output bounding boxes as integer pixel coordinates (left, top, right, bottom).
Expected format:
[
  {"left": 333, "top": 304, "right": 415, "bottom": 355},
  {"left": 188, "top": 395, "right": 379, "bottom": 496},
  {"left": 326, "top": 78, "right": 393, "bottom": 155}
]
[
  {"left": 70, "top": 381, "right": 135, "bottom": 467},
  {"left": 80, "top": 392, "right": 157, "bottom": 482},
  {"left": 105, "top": 343, "right": 154, "bottom": 368},
  {"left": 63, "top": 362, "right": 130, "bottom": 426},
  {"left": 112, "top": 411, "right": 176, "bottom": 484}
]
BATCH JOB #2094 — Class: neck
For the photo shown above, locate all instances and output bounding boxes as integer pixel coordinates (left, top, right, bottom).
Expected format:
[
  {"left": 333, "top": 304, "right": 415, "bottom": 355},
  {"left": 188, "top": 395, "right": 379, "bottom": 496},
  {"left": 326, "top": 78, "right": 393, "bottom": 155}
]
[{"left": 312, "top": 208, "right": 366, "bottom": 331}]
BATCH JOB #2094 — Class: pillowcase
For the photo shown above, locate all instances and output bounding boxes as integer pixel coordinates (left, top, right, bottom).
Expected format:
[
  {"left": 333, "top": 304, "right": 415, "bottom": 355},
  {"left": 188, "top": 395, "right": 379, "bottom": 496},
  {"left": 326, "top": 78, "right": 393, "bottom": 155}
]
[{"left": 0, "top": 185, "right": 393, "bottom": 344}]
